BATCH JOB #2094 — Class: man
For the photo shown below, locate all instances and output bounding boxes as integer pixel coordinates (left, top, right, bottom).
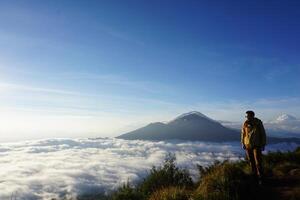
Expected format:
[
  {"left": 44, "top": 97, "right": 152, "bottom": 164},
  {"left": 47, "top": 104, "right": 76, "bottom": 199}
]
[{"left": 241, "top": 110, "right": 266, "bottom": 184}]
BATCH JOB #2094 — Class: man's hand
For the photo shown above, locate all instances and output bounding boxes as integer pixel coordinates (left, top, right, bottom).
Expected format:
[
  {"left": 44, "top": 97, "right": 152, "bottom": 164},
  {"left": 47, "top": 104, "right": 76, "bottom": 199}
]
[{"left": 242, "top": 144, "right": 246, "bottom": 149}]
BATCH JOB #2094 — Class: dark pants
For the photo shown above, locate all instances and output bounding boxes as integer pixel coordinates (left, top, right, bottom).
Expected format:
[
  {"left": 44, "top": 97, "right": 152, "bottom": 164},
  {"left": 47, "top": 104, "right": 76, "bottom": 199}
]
[{"left": 246, "top": 148, "right": 263, "bottom": 179}]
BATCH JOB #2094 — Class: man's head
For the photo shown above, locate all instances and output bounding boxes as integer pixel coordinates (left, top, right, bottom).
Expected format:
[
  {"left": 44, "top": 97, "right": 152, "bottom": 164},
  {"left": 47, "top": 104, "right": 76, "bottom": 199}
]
[{"left": 246, "top": 110, "right": 255, "bottom": 121}]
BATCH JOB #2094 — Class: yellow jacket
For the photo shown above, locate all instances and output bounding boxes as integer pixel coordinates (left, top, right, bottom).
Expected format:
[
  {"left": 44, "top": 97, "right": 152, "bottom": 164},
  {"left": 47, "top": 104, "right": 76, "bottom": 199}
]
[{"left": 241, "top": 118, "right": 266, "bottom": 149}]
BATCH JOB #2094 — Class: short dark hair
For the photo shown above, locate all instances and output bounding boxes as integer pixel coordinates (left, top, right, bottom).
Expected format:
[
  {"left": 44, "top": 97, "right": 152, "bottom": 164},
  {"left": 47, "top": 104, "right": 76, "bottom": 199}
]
[{"left": 246, "top": 110, "right": 255, "bottom": 116}]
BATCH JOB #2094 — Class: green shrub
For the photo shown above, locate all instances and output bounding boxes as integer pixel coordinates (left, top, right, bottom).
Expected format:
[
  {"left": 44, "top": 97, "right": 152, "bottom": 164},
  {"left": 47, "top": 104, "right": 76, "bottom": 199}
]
[
  {"left": 264, "top": 150, "right": 300, "bottom": 166},
  {"left": 138, "top": 153, "right": 193, "bottom": 197},
  {"left": 294, "top": 147, "right": 300, "bottom": 154},
  {"left": 262, "top": 148, "right": 300, "bottom": 177},
  {"left": 111, "top": 182, "right": 145, "bottom": 200}
]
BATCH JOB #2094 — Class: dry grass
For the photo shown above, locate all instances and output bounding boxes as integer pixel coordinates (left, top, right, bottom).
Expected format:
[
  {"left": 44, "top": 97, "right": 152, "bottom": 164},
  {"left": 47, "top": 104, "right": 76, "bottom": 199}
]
[{"left": 148, "top": 186, "right": 191, "bottom": 200}]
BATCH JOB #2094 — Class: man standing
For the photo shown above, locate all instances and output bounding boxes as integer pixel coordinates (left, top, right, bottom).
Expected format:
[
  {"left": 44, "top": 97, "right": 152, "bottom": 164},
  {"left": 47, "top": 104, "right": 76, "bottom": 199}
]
[{"left": 241, "top": 110, "right": 267, "bottom": 184}]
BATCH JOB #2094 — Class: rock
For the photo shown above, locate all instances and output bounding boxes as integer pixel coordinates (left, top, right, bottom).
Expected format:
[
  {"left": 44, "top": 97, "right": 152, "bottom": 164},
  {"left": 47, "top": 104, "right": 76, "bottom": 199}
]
[{"left": 289, "top": 168, "right": 300, "bottom": 176}]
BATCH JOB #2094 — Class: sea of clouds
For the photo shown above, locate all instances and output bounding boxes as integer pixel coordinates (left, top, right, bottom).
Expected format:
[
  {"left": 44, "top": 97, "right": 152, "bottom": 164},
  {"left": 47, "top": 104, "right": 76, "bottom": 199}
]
[{"left": 0, "top": 138, "right": 298, "bottom": 200}]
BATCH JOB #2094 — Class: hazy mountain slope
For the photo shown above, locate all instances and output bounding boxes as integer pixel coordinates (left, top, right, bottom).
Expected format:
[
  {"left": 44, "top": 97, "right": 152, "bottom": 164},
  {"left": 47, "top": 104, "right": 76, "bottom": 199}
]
[{"left": 117, "top": 111, "right": 239, "bottom": 141}]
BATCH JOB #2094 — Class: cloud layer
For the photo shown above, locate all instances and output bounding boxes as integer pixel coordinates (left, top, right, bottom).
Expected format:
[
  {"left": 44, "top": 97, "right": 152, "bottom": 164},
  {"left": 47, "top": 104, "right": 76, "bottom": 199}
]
[{"left": 0, "top": 138, "right": 298, "bottom": 199}]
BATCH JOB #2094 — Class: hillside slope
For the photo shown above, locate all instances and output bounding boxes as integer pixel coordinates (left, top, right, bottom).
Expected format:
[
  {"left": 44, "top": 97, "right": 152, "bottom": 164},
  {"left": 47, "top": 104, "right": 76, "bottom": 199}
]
[{"left": 77, "top": 147, "right": 300, "bottom": 200}]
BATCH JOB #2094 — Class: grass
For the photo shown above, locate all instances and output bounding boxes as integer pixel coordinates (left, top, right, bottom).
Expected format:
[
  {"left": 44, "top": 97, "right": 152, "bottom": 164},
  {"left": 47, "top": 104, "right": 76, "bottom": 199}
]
[{"left": 148, "top": 186, "right": 191, "bottom": 200}]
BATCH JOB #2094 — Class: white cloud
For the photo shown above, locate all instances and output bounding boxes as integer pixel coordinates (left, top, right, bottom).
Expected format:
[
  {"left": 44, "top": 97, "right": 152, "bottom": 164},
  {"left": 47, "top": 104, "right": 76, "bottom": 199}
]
[
  {"left": 0, "top": 138, "right": 298, "bottom": 199},
  {"left": 0, "top": 82, "right": 80, "bottom": 96}
]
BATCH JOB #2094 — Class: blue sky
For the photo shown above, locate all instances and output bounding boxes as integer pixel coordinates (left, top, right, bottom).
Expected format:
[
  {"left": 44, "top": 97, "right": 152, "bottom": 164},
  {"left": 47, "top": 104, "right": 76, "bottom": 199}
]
[{"left": 0, "top": 0, "right": 300, "bottom": 141}]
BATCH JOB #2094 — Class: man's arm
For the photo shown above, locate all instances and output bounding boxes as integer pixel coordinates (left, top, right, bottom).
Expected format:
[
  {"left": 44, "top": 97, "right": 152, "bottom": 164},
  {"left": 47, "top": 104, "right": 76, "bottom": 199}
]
[
  {"left": 259, "top": 120, "right": 267, "bottom": 150},
  {"left": 241, "top": 123, "right": 246, "bottom": 149}
]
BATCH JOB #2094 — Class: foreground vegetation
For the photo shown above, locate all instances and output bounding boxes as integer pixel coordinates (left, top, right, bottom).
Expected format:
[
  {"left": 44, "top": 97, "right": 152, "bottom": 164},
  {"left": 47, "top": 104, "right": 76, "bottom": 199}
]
[{"left": 74, "top": 147, "right": 300, "bottom": 200}]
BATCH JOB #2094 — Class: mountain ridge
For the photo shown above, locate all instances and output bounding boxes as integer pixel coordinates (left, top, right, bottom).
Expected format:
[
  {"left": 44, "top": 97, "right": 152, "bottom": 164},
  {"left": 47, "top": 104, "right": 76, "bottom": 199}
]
[
  {"left": 117, "top": 111, "right": 240, "bottom": 141},
  {"left": 117, "top": 111, "right": 300, "bottom": 144}
]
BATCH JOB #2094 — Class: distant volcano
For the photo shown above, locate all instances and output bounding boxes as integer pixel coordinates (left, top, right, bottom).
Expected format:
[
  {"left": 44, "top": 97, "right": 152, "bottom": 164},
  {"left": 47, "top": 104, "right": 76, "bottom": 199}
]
[
  {"left": 265, "top": 114, "right": 300, "bottom": 136},
  {"left": 117, "top": 111, "right": 239, "bottom": 141},
  {"left": 273, "top": 114, "right": 298, "bottom": 123}
]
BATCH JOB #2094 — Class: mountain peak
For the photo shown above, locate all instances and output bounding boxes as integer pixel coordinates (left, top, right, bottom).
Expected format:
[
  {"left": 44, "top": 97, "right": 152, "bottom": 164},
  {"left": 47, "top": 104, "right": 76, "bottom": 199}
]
[
  {"left": 169, "top": 111, "right": 216, "bottom": 123},
  {"left": 275, "top": 114, "right": 297, "bottom": 122}
]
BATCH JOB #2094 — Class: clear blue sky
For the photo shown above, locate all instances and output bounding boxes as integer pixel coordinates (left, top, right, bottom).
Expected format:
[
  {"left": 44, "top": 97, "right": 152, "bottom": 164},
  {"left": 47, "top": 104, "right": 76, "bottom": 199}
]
[{"left": 0, "top": 0, "right": 299, "bottom": 141}]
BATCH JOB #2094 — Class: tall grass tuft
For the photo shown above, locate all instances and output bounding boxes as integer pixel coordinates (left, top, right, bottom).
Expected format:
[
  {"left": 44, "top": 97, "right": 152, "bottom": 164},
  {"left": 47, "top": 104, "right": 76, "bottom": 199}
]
[{"left": 148, "top": 186, "right": 191, "bottom": 200}]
